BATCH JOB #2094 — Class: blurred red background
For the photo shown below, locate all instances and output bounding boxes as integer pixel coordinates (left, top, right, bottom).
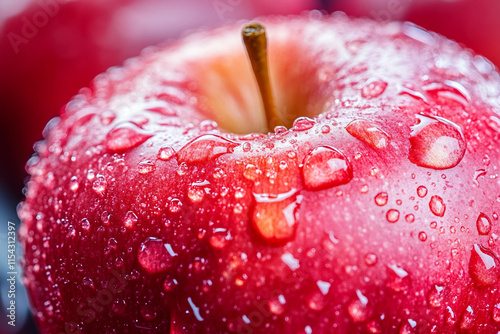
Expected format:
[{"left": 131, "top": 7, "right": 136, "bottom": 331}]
[{"left": 0, "top": 0, "right": 498, "bottom": 333}]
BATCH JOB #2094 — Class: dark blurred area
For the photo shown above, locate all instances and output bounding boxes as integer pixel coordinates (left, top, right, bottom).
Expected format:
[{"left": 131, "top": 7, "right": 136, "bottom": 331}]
[{"left": 0, "top": 0, "right": 498, "bottom": 332}]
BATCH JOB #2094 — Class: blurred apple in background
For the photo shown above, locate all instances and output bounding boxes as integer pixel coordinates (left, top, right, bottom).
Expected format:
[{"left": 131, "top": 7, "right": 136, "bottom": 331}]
[
  {"left": 330, "top": 0, "right": 500, "bottom": 68},
  {"left": 405, "top": 0, "right": 500, "bottom": 68}
]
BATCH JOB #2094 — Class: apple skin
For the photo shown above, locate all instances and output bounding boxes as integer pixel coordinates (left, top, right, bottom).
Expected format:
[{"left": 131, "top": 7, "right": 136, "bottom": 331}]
[
  {"left": 18, "top": 13, "right": 500, "bottom": 333},
  {"left": 0, "top": 0, "right": 317, "bottom": 203}
]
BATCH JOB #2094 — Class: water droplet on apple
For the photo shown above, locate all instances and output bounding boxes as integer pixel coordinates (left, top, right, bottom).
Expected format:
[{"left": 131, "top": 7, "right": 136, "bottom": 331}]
[
  {"left": 188, "top": 181, "right": 209, "bottom": 203},
  {"left": 199, "top": 120, "right": 218, "bottom": 131},
  {"left": 106, "top": 122, "right": 152, "bottom": 153},
  {"left": 69, "top": 176, "right": 79, "bottom": 192},
  {"left": 361, "top": 79, "right": 388, "bottom": 99},
  {"left": 469, "top": 244, "right": 500, "bottom": 286},
  {"left": 476, "top": 213, "right": 492, "bottom": 235},
  {"left": 460, "top": 306, "right": 475, "bottom": 330},
  {"left": 292, "top": 117, "right": 315, "bottom": 131},
  {"left": 405, "top": 214, "right": 415, "bottom": 223},
  {"left": 92, "top": 175, "right": 107, "bottom": 195},
  {"left": 427, "top": 285, "right": 444, "bottom": 307},
  {"left": 429, "top": 195, "right": 446, "bottom": 217},
  {"left": 418, "top": 232, "right": 427, "bottom": 241},
  {"left": 386, "top": 264, "right": 410, "bottom": 291},
  {"left": 268, "top": 295, "right": 286, "bottom": 315},
  {"left": 87, "top": 169, "right": 95, "bottom": 181},
  {"left": 80, "top": 218, "right": 90, "bottom": 232},
  {"left": 209, "top": 228, "right": 232, "bottom": 249},
  {"left": 321, "top": 125, "right": 330, "bottom": 133},
  {"left": 346, "top": 119, "right": 390, "bottom": 150},
  {"left": 364, "top": 253, "right": 378, "bottom": 266},
  {"left": 252, "top": 189, "right": 302, "bottom": 244},
  {"left": 409, "top": 114, "right": 466, "bottom": 169},
  {"left": 123, "top": 211, "right": 138, "bottom": 229},
  {"left": 347, "top": 290, "right": 369, "bottom": 322},
  {"left": 242, "top": 165, "right": 261, "bottom": 181},
  {"left": 168, "top": 198, "right": 182, "bottom": 213},
  {"left": 374, "top": 192, "right": 388, "bottom": 206},
  {"left": 301, "top": 146, "right": 352, "bottom": 190},
  {"left": 138, "top": 160, "right": 155, "bottom": 174},
  {"left": 158, "top": 147, "right": 176, "bottom": 161},
  {"left": 242, "top": 142, "right": 252, "bottom": 152},
  {"left": 446, "top": 306, "right": 457, "bottom": 325},
  {"left": 137, "top": 237, "right": 177, "bottom": 274},
  {"left": 417, "top": 186, "right": 427, "bottom": 198},
  {"left": 386, "top": 209, "right": 400, "bottom": 223},
  {"left": 177, "top": 134, "right": 238, "bottom": 164},
  {"left": 101, "top": 211, "right": 111, "bottom": 225}
]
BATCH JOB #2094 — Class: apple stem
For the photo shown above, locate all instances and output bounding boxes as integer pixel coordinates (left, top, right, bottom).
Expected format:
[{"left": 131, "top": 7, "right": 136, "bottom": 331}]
[{"left": 242, "top": 22, "right": 282, "bottom": 132}]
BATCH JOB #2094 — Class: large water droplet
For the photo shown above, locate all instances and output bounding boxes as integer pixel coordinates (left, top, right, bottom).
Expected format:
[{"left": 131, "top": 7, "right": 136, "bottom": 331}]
[
  {"left": 409, "top": 114, "right": 466, "bottom": 169},
  {"left": 346, "top": 119, "right": 390, "bottom": 150},
  {"left": 429, "top": 195, "right": 446, "bottom": 217},
  {"left": 361, "top": 79, "right": 388, "bottom": 99},
  {"left": 476, "top": 213, "right": 492, "bottom": 235},
  {"left": 252, "top": 189, "right": 302, "bottom": 244},
  {"left": 302, "top": 146, "right": 352, "bottom": 190},
  {"left": 292, "top": 117, "right": 315, "bottom": 131},
  {"left": 469, "top": 244, "right": 500, "bottom": 286},
  {"left": 177, "top": 134, "right": 238, "bottom": 164},
  {"left": 106, "top": 122, "right": 152, "bottom": 153},
  {"left": 137, "top": 237, "right": 177, "bottom": 274},
  {"left": 347, "top": 290, "right": 369, "bottom": 322}
]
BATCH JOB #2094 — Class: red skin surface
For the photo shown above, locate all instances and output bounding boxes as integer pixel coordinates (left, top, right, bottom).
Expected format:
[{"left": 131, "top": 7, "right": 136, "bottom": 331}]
[
  {"left": 18, "top": 13, "right": 500, "bottom": 333},
  {"left": 0, "top": 0, "right": 316, "bottom": 194}
]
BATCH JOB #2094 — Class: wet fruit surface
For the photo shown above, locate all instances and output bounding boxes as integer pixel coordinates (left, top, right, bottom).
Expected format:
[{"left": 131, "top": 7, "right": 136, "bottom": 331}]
[{"left": 18, "top": 13, "right": 500, "bottom": 334}]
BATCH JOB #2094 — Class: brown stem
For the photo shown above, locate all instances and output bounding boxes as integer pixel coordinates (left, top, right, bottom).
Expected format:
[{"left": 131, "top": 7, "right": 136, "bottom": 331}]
[{"left": 242, "top": 22, "right": 282, "bottom": 132}]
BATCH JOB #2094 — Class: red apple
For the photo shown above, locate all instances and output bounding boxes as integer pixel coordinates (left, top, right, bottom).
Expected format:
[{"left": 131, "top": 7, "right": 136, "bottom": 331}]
[
  {"left": 0, "top": 0, "right": 317, "bottom": 198},
  {"left": 19, "top": 13, "right": 500, "bottom": 333}
]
